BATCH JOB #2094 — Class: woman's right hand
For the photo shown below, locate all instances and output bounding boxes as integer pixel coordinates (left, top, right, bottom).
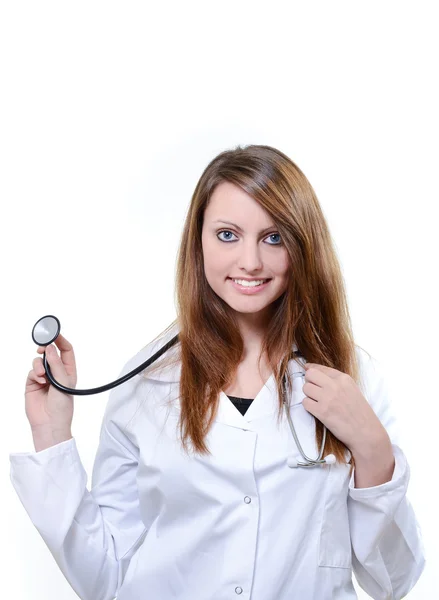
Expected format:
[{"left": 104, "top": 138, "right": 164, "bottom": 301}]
[{"left": 25, "top": 333, "right": 77, "bottom": 437}]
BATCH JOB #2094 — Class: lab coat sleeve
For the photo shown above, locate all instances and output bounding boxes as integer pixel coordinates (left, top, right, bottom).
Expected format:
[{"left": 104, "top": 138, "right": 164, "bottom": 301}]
[
  {"left": 347, "top": 350, "right": 426, "bottom": 599},
  {"left": 9, "top": 367, "right": 149, "bottom": 600}
]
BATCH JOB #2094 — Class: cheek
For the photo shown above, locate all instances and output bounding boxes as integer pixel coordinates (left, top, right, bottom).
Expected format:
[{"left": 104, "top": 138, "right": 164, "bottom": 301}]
[
  {"left": 202, "top": 241, "right": 227, "bottom": 278},
  {"left": 270, "top": 251, "right": 290, "bottom": 277}
]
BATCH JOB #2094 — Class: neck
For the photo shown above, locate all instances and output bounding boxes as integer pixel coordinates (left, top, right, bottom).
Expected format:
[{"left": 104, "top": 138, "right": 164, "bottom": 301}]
[{"left": 235, "top": 318, "right": 267, "bottom": 360}]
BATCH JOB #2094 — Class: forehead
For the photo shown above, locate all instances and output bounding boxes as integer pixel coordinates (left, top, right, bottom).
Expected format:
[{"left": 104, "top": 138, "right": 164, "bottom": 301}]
[{"left": 205, "top": 181, "right": 270, "bottom": 222}]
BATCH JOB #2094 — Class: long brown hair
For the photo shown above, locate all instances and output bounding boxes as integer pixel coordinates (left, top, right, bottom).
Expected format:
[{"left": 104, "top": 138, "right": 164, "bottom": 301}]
[{"left": 142, "top": 144, "right": 365, "bottom": 472}]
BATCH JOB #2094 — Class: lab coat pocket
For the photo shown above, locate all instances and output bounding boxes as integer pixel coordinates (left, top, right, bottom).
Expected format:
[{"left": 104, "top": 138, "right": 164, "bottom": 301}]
[{"left": 318, "top": 462, "right": 352, "bottom": 568}]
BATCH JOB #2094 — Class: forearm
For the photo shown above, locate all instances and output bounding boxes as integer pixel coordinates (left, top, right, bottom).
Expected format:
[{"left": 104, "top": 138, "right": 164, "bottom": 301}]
[
  {"left": 10, "top": 436, "right": 120, "bottom": 600},
  {"left": 348, "top": 444, "right": 426, "bottom": 597}
]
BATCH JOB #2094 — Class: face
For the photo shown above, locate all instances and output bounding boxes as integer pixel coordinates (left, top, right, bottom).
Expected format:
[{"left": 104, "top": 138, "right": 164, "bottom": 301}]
[{"left": 201, "top": 181, "right": 290, "bottom": 325}]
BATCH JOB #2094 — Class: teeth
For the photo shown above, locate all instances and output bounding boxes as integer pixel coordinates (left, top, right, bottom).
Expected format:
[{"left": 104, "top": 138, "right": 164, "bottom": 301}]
[{"left": 232, "top": 279, "right": 268, "bottom": 287}]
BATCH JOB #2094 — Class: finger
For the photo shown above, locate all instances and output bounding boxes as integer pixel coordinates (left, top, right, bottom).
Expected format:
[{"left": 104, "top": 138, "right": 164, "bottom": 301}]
[
  {"left": 53, "top": 333, "right": 75, "bottom": 358},
  {"left": 302, "top": 396, "right": 321, "bottom": 418},
  {"left": 305, "top": 363, "right": 341, "bottom": 379},
  {"left": 44, "top": 344, "right": 68, "bottom": 380},
  {"left": 52, "top": 334, "right": 76, "bottom": 372},
  {"left": 303, "top": 381, "right": 325, "bottom": 402},
  {"left": 36, "top": 334, "right": 73, "bottom": 354},
  {"left": 53, "top": 333, "right": 73, "bottom": 352},
  {"left": 27, "top": 369, "right": 47, "bottom": 386},
  {"left": 304, "top": 367, "right": 329, "bottom": 387},
  {"left": 32, "top": 357, "right": 45, "bottom": 377}
]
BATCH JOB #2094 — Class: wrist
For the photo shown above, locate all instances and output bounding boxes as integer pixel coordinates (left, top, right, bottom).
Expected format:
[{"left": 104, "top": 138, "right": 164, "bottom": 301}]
[
  {"left": 31, "top": 425, "right": 73, "bottom": 452},
  {"left": 351, "top": 435, "right": 395, "bottom": 488},
  {"left": 350, "top": 426, "right": 391, "bottom": 462}
]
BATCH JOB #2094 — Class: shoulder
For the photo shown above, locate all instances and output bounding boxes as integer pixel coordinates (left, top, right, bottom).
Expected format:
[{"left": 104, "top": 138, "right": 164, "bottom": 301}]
[
  {"left": 354, "top": 345, "right": 383, "bottom": 389},
  {"left": 354, "top": 344, "right": 389, "bottom": 401},
  {"left": 123, "top": 322, "right": 179, "bottom": 378},
  {"left": 354, "top": 344, "right": 391, "bottom": 413},
  {"left": 115, "top": 321, "right": 180, "bottom": 385},
  {"left": 103, "top": 323, "right": 180, "bottom": 428}
]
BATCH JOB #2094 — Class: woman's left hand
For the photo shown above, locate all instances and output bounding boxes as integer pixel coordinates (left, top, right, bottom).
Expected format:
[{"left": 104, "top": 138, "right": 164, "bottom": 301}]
[{"left": 302, "top": 362, "right": 388, "bottom": 456}]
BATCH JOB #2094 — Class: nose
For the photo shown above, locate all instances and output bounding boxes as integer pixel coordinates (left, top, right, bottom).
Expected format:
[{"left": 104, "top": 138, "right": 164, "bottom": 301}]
[{"left": 236, "top": 238, "right": 263, "bottom": 273}]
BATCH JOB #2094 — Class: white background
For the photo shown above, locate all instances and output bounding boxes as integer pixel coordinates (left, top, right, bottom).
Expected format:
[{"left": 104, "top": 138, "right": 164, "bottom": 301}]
[{"left": 1, "top": 1, "right": 437, "bottom": 598}]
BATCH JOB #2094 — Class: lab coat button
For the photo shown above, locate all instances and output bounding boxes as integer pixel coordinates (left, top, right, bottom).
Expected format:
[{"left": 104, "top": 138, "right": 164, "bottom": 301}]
[
  {"left": 235, "top": 586, "right": 243, "bottom": 594},
  {"left": 244, "top": 496, "right": 251, "bottom": 504}
]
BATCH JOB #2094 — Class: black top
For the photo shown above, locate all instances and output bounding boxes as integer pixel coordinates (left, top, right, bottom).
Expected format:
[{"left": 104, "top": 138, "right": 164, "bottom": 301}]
[{"left": 227, "top": 395, "right": 254, "bottom": 416}]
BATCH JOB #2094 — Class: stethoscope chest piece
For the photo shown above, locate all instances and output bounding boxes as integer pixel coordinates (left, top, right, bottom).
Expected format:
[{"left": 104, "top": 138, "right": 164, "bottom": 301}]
[
  {"left": 286, "top": 453, "right": 336, "bottom": 468},
  {"left": 32, "top": 315, "right": 61, "bottom": 346}
]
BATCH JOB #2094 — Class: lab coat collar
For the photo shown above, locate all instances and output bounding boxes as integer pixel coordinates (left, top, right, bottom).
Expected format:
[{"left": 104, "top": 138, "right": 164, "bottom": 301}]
[{"left": 143, "top": 325, "right": 305, "bottom": 430}]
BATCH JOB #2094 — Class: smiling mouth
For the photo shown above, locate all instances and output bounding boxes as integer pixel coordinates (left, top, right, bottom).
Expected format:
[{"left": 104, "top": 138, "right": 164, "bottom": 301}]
[
  {"left": 227, "top": 277, "right": 272, "bottom": 289},
  {"left": 227, "top": 277, "right": 272, "bottom": 282}
]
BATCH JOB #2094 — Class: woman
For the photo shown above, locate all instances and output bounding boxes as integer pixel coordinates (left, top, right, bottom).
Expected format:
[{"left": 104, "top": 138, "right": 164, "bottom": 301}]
[{"left": 10, "top": 145, "right": 425, "bottom": 599}]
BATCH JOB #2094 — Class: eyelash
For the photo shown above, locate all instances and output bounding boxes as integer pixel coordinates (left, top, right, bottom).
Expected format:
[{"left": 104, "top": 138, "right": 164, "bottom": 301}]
[{"left": 216, "top": 230, "right": 282, "bottom": 245}]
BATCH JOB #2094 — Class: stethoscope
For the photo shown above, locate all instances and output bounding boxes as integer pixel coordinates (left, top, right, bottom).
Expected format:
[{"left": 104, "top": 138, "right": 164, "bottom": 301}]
[
  {"left": 32, "top": 314, "right": 336, "bottom": 469},
  {"left": 283, "top": 372, "right": 335, "bottom": 468}
]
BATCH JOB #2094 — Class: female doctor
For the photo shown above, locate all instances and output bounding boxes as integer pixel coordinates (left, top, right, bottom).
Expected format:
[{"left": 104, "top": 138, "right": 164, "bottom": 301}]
[{"left": 10, "top": 145, "right": 425, "bottom": 599}]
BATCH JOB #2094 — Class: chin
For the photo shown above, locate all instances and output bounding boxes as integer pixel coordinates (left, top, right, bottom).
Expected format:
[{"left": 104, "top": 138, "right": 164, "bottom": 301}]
[{"left": 226, "top": 296, "right": 274, "bottom": 311}]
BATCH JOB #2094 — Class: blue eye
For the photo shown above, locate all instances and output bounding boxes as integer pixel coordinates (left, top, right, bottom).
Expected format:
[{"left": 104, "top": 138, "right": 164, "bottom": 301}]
[
  {"left": 266, "top": 233, "right": 281, "bottom": 245},
  {"left": 217, "top": 230, "right": 236, "bottom": 242},
  {"left": 217, "top": 230, "right": 282, "bottom": 245}
]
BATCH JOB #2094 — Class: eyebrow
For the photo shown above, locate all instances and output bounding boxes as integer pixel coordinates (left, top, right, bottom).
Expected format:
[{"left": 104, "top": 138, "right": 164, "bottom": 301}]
[{"left": 213, "top": 220, "right": 276, "bottom": 234}]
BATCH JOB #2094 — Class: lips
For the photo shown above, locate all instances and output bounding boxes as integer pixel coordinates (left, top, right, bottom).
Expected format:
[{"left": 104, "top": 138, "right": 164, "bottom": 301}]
[
  {"left": 228, "top": 278, "right": 273, "bottom": 294},
  {"left": 227, "top": 277, "right": 272, "bottom": 282}
]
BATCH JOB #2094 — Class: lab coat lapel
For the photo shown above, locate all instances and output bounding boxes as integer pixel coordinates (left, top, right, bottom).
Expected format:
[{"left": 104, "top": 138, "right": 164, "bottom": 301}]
[
  {"left": 216, "top": 375, "right": 277, "bottom": 430},
  {"left": 215, "top": 349, "right": 307, "bottom": 429},
  {"left": 144, "top": 333, "right": 306, "bottom": 430}
]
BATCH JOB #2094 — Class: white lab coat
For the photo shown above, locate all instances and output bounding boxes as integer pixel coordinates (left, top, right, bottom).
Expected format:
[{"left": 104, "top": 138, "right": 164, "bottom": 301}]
[{"left": 10, "top": 325, "right": 425, "bottom": 600}]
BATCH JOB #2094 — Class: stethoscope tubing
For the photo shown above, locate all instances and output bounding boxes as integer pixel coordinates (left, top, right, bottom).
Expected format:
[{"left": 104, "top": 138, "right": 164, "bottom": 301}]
[
  {"left": 40, "top": 329, "right": 329, "bottom": 467},
  {"left": 283, "top": 371, "right": 329, "bottom": 467},
  {"left": 42, "top": 334, "right": 180, "bottom": 395}
]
